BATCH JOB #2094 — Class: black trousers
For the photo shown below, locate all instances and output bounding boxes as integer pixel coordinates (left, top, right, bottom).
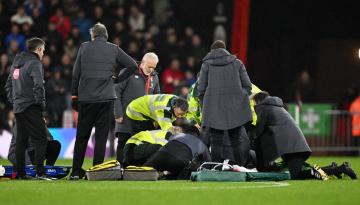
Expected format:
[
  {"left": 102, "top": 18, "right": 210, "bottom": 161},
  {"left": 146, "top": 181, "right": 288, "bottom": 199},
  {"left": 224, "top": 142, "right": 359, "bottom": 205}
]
[
  {"left": 208, "top": 126, "right": 250, "bottom": 166},
  {"left": 144, "top": 151, "right": 188, "bottom": 179},
  {"left": 115, "top": 132, "right": 132, "bottom": 162},
  {"left": 72, "top": 102, "right": 112, "bottom": 175},
  {"left": 15, "top": 105, "right": 47, "bottom": 177},
  {"left": 28, "top": 140, "right": 61, "bottom": 166},
  {"left": 121, "top": 143, "right": 162, "bottom": 166},
  {"left": 129, "top": 118, "right": 155, "bottom": 135}
]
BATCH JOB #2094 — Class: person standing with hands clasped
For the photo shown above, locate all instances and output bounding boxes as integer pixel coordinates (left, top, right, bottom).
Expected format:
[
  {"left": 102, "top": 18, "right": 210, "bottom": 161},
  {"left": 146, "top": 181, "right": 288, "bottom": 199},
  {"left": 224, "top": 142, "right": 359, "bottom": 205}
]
[
  {"left": 70, "top": 23, "right": 138, "bottom": 180},
  {"left": 5, "top": 37, "right": 51, "bottom": 180},
  {"left": 198, "top": 40, "right": 253, "bottom": 166}
]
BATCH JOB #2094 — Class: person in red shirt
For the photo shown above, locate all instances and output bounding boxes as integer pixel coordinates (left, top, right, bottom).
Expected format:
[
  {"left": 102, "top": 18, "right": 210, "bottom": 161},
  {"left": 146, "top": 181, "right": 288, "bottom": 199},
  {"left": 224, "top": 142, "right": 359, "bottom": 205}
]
[
  {"left": 49, "top": 8, "right": 71, "bottom": 40},
  {"left": 161, "top": 58, "right": 185, "bottom": 94}
]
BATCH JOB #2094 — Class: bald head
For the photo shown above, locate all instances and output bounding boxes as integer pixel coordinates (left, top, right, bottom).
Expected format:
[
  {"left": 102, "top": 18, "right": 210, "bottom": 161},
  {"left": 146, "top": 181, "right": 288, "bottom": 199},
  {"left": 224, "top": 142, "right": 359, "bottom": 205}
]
[{"left": 140, "top": 52, "right": 159, "bottom": 75}]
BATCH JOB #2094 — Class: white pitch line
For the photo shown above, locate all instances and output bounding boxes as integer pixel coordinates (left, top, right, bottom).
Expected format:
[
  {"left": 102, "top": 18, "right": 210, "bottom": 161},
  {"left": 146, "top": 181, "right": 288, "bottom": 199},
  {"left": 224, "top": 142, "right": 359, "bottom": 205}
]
[{"left": 117, "top": 182, "right": 290, "bottom": 190}]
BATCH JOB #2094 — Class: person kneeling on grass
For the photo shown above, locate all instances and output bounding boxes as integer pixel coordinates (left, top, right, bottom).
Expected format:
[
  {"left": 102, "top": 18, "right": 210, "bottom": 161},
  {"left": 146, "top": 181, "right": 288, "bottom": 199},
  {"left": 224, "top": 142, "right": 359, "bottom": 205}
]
[
  {"left": 144, "top": 122, "right": 210, "bottom": 179},
  {"left": 8, "top": 124, "right": 61, "bottom": 168},
  {"left": 252, "top": 91, "right": 357, "bottom": 180},
  {"left": 120, "top": 126, "right": 183, "bottom": 166}
]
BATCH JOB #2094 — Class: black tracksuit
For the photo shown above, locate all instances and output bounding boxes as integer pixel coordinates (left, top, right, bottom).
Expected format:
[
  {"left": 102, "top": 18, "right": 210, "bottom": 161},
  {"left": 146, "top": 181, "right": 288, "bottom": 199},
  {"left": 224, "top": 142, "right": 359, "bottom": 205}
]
[
  {"left": 144, "top": 133, "right": 210, "bottom": 178},
  {"left": 5, "top": 51, "right": 47, "bottom": 177},
  {"left": 71, "top": 36, "right": 137, "bottom": 176}
]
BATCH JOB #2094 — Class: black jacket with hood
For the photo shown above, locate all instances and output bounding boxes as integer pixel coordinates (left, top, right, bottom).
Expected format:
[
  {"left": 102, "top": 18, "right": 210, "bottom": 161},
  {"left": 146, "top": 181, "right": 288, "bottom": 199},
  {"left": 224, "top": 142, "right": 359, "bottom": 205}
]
[
  {"left": 5, "top": 51, "right": 46, "bottom": 113},
  {"left": 197, "top": 48, "right": 252, "bottom": 130}
]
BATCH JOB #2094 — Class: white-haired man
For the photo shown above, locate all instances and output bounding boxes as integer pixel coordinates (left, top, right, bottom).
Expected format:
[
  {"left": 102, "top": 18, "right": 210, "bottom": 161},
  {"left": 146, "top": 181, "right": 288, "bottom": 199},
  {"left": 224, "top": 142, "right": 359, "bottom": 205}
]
[
  {"left": 70, "top": 23, "right": 138, "bottom": 180},
  {"left": 114, "top": 52, "right": 161, "bottom": 161}
]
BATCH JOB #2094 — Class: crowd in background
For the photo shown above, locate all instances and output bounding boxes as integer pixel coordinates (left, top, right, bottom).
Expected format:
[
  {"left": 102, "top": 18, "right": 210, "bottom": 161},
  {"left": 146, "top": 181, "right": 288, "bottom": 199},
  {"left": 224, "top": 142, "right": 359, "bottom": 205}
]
[{"left": 0, "top": 0, "right": 208, "bottom": 128}]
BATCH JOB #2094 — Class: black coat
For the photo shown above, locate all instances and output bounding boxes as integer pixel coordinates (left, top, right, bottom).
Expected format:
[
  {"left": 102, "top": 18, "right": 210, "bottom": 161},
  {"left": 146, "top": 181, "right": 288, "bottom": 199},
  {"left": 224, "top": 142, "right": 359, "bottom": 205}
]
[
  {"left": 254, "top": 96, "right": 311, "bottom": 165},
  {"left": 198, "top": 48, "right": 252, "bottom": 130},
  {"left": 5, "top": 52, "right": 45, "bottom": 113},
  {"left": 72, "top": 36, "right": 138, "bottom": 102},
  {"left": 114, "top": 69, "right": 160, "bottom": 134}
]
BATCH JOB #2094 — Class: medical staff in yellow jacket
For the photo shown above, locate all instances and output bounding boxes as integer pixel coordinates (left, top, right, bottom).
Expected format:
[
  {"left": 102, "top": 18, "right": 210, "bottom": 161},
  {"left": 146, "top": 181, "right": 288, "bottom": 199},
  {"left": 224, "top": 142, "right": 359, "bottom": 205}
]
[
  {"left": 120, "top": 126, "right": 183, "bottom": 165},
  {"left": 186, "top": 81, "right": 202, "bottom": 125},
  {"left": 250, "top": 84, "right": 262, "bottom": 125},
  {"left": 126, "top": 94, "right": 189, "bottom": 133}
]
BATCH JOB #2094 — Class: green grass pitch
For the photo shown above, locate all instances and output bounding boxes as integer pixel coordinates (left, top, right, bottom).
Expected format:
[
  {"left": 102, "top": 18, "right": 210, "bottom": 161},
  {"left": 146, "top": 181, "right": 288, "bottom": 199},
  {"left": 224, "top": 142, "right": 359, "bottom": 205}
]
[{"left": 1, "top": 157, "right": 359, "bottom": 205}]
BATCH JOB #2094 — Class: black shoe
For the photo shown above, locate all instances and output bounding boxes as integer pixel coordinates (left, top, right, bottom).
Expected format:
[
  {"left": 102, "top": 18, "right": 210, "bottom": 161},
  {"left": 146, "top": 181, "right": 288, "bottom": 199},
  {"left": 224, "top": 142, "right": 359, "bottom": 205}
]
[
  {"left": 16, "top": 175, "right": 35, "bottom": 180},
  {"left": 329, "top": 162, "right": 342, "bottom": 179},
  {"left": 36, "top": 175, "right": 53, "bottom": 181},
  {"left": 69, "top": 168, "right": 86, "bottom": 180},
  {"left": 340, "top": 162, "right": 357, "bottom": 180}
]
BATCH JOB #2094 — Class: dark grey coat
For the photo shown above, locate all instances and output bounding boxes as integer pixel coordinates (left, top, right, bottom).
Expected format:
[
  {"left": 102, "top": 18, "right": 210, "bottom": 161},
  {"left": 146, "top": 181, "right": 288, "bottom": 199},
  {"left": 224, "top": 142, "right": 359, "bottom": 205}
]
[
  {"left": 198, "top": 48, "right": 252, "bottom": 130},
  {"left": 254, "top": 96, "right": 312, "bottom": 165},
  {"left": 72, "top": 36, "right": 138, "bottom": 102},
  {"left": 114, "top": 68, "right": 160, "bottom": 134},
  {"left": 5, "top": 52, "right": 45, "bottom": 113}
]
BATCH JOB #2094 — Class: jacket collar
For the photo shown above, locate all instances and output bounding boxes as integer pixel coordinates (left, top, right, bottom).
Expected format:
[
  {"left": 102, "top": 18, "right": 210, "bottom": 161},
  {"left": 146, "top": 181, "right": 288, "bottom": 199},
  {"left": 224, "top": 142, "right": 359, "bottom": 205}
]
[
  {"left": 28, "top": 51, "right": 40, "bottom": 60},
  {"left": 93, "top": 36, "right": 107, "bottom": 42}
]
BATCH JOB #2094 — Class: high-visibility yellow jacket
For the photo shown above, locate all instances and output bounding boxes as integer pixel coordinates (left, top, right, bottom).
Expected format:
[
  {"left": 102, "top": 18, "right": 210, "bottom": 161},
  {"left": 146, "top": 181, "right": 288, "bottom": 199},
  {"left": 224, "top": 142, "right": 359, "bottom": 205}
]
[
  {"left": 250, "top": 84, "right": 262, "bottom": 125},
  {"left": 186, "top": 82, "right": 202, "bottom": 125},
  {"left": 126, "top": 130, "right": 169, "bottom": 146},
  {"left": 126, "top": 94, "right": 177, "bottom": 130}
]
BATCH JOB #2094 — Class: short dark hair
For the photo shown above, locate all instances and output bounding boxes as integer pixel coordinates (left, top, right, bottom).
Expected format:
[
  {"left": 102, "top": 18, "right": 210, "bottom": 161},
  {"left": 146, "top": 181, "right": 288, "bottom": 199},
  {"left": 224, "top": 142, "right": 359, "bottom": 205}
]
[
  {"left": 211, "top": 40, "right": 226, "bottom": 50},
  {"left": 252, "top": 91, "right": 270, "bottom": 104},
  {"left": 174, "top": 97, "right": 189, "bottom": 112},
  {"left": 26, "top": 37, "right": 45, "bottom": 52}
]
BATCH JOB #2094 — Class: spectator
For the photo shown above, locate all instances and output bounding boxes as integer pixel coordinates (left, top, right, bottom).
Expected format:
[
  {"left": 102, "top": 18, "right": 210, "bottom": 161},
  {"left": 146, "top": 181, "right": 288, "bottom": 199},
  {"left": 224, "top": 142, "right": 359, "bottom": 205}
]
[
  {"left": 44, "top": 0, "right": 62, "bottom": 19},
  {"left": 189, "top": 34, "right": 207, "bottom": 64},
  {"left": 73, "top": 9, "right": 92, "bottom": 41},
  {"left": 161, "top": 58, "right": 185, "bottom": 94},
  {"left": 44, "top": 22, "right": 63, "bottom": 53},
  {"left": 128, "top": 5, "right": 146, "bottom": 32},
  {"left": 0, "top": 2, "right": 11, "bottom": 37},
  {"left": 24, "top": 0, "right": 45, "bottom": 16},
  {"left": 112, "top": 36, "right": 122, "bottom": 47},
  {"left": 60, "top": 53, "right": 73, "bottom": 90},
  {"left": 46, "top": 69, "right": 67, "bottom": 127},
  {"left": 111, "top": 21, "right": 129, "bottom": 46},
  {"left": 183, "top": 56, "right": 199, "bottom": 74},
  {"left": 49, "top": 8, "right": 71, "bottom": 40},
  {"left": 289, "top": 70, "right": 316, "bottom": 103},
  {"left": 182, "top": 26, "right": 195, "bottom": 51},
  {"left": 42, "top": 55, "right": 52, "bottom": 81},
  {"left": 127, "top": 41, "right": 142, "bottom": 61},
  {"left": 0, "top": 54, "right": 10, "bottom": 110},
  {"left": 92, "top": 5, "right": 111, "bottom": 27},
  {"left": 64, "top": 38, "right": 78, "bottom": 60},
  {"left": 68, "top": 26, "right": 82, "bottom": 46},
  {"left": 31, "top": 8, "right": 46, "bottom": 37},
  {"left": 114, "top": 6, "right": 126, "bottom": 22},
  {"left": 184, "top": 70, "right": 196, "bottom": 87},
  {"left": 159, "top": 30, "right": 180, "bottom": 67},
  {"left": 7, "top": 40, "right": 20, "bottom": 63},
  {"left": 11, "top": 6, "right": 33, "bottom": 26},
  {"left": 63, "top": 0, "right": 80, "bottom": 20},
  {"left": 21, "top": 23, "right": 32, "bottom": 39},
  {"left": 4, "top": 24, "right": 26, "bottom": 51}
]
